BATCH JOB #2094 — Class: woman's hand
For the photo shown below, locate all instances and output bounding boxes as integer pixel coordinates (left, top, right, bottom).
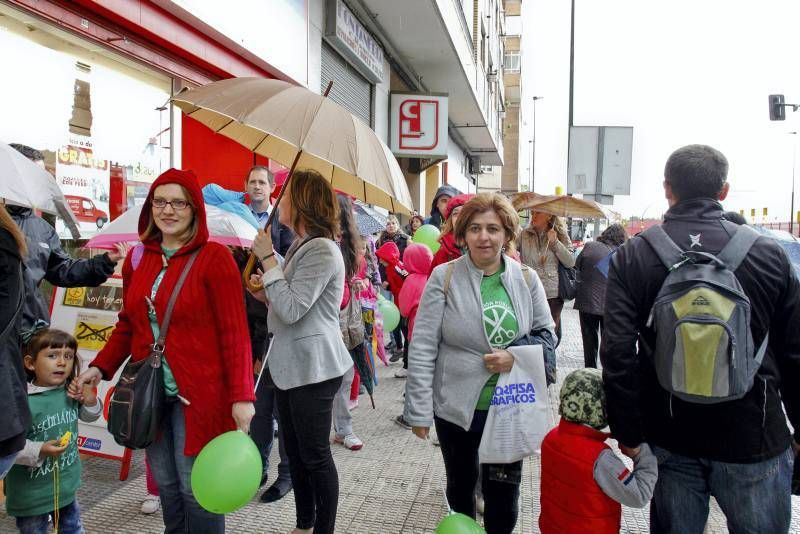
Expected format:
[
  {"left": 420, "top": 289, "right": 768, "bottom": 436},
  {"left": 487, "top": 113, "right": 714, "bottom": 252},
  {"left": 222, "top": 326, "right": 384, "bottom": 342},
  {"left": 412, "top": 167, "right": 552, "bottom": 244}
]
[
  {"left": 107, "top": 242, "right": 132, "bottom": 263},
  {"left": 232, "top": 401, "right": 256, "bottom": 433},
  {"left": 73, "top": 367, "right": 103, "bottom": 392},
  {"left": 483, "top": 349, "right": 514, "bottom": 374},
  {"left": 546, "top": 229, "right": 557, "bottom": 246},
  {"left": 247, "top": 268, "right": 267, "bottom": 302},
  {"left": 253, "top": 228, "right": 274, "bottom": 261},
  {"left": 412, "top": 426, "right": 430, "bottom": 440}
]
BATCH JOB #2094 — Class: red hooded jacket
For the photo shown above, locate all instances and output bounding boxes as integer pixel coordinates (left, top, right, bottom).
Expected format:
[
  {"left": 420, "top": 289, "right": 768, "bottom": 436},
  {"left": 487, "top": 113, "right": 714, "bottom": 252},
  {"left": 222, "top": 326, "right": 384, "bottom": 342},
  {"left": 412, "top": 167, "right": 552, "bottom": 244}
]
[
  {"left": 375, "top": 241, "right": 407, "bottom": 303},
  {"left": 92, "top": 169, "right": 255, "bottom": 455},
  {"left": 397, "top": 244, "right": 433, "bottom": 340}
]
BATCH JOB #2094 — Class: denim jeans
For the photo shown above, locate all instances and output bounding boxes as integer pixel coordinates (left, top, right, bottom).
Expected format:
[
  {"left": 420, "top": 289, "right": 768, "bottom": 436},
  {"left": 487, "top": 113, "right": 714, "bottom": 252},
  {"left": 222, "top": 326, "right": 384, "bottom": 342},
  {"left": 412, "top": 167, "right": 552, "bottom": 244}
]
[
  {"left": 434, "top": 411, "right": 522, "bottom": 534},
  {"left": 275, "top": 374, "right": 343, "bottom": 534},
  {"left": 0, "top": 451, "right": 19, "bottom": 480},
  {"left": 147, "top": 398, "right": 225, "bottom": 534},
  {"left": 650, "top": 445, "right": 793, "bottom": 534},
  {"left": 332, "top": 365, "right": 355, "bottom": 438},
  {"left": 15, "top": 500, "right": 84, "bottom": 534},
  {"left": 251, "top": 370, "right": 291, "bottom": 486}
]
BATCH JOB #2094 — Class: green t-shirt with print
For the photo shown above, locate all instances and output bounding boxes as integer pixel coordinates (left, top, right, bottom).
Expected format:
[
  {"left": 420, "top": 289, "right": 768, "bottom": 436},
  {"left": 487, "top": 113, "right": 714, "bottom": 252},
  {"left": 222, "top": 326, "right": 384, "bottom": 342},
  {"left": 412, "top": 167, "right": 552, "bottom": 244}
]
[
  {"left": 5, "top": 388, "right": 82, "bottom": 517},
  {"left": 149, "top": 247, "right": 179, "bottom": 396},
  {"left": 476, "top": 264, "right": 519, "bottom": 410}
]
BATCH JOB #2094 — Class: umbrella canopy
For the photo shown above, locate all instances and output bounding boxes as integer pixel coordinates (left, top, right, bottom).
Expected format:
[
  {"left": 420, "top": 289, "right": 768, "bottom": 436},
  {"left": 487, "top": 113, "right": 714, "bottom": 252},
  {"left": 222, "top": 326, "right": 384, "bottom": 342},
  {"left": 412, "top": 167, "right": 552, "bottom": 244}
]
[
  {"left": 85, "top": 203, "right": 256, "bottom": 249},
  {"left": 0, "top": 142, "right": 81, "bottom": 238},
  {"left": 353, "top": 201, "right": 388, "bottom": 236},
  {"left": 752, "top": 226, "right": 800, "bottom": 276},
  {"left": 509, "top": 191, "right": 608, "bottom": 219},
  {"left": 172, "top": 77, "right": 413, "bottom": 214}
]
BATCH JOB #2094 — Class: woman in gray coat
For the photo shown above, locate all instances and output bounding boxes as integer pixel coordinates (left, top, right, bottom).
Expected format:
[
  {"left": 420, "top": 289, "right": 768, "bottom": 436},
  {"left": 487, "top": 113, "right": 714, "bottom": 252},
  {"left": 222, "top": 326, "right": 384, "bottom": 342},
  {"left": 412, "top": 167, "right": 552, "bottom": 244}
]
[
  {"left": 253, "top": 170, "right": 352, "bottom": 534},
  {"left": 574, "top": 224, "right": 626, "bottom": 368},
  {"left": 404, "top": 193, "right": 554, "bottom": 534}
]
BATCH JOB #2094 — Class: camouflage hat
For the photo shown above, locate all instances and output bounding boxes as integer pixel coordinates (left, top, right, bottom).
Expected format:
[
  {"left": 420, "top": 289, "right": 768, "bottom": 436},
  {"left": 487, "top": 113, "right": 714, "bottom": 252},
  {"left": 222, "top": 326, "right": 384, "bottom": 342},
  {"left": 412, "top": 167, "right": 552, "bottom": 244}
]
[{"left": 559, "top": 368, "right": 607, "bottom": 430}]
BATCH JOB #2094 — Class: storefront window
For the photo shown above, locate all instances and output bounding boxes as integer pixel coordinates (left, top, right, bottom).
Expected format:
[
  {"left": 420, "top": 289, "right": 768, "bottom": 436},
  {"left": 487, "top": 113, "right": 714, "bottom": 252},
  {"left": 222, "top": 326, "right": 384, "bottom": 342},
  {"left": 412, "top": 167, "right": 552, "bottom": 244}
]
[{"left": 0, "top": 5, "right": 174, "bottom": 238}]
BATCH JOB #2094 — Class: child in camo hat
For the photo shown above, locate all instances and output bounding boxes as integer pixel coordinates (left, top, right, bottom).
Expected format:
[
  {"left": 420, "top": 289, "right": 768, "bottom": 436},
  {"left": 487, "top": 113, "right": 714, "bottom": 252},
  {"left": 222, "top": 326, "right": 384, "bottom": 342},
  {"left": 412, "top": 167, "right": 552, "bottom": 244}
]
[{"left": 538, "top": 369, "right": 658, "bottom": 534}]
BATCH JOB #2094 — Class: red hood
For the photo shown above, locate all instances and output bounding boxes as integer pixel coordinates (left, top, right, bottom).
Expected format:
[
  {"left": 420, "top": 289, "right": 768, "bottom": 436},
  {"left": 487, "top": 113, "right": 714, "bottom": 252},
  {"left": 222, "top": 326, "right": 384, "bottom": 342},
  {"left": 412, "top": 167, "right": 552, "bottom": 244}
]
[
  {"left": 139, "top": 168, "right": 208, "bottom": 256},
  {"left": 403, "top": 243, "right": 433, "bottom": 275},
  {"left": 444, "top": 194, "right": 475, "bottom": 220},
  {"left": 376, "top": 241, "right": 401, "bottom": 266}
]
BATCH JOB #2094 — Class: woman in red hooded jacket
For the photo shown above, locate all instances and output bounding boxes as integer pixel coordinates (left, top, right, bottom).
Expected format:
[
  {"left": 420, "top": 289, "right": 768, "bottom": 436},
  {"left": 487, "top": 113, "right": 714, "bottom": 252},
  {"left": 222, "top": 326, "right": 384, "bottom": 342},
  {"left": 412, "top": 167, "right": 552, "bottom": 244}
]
[
  {"left": 75, "top": 169, "right": 255, "bottom": 533},
  {"left": 429, "top": 194, "right": 474, "bottom": 274}
]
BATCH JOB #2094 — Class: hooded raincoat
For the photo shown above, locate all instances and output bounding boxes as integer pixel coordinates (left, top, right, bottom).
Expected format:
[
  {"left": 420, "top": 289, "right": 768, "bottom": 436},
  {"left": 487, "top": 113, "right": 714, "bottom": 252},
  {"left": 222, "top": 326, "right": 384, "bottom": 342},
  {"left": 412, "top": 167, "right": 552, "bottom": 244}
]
[{"left": 92, "top": 169, "right": 254, "bottom": 455}]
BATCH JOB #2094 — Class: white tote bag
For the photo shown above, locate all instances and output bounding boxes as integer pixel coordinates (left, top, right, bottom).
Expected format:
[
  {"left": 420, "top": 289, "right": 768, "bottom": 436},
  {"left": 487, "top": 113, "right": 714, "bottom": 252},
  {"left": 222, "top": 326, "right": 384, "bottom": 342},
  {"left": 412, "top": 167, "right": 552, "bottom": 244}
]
[{"left": 478, "top": 344, "right": 551, "bottom": 464}]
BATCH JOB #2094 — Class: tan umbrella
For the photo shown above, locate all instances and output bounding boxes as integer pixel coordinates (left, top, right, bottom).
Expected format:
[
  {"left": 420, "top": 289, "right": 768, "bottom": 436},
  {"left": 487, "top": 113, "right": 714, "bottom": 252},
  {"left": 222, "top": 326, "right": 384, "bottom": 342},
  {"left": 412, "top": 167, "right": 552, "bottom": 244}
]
[
  {"left": 172, "top": 77, "right": 414, "bottom": 289},
  {"left": 509, "top": 192, "right": 608, "bottom": 219},
  {"left": 172, "top": 77, "right": 413, "bottom": 214}
]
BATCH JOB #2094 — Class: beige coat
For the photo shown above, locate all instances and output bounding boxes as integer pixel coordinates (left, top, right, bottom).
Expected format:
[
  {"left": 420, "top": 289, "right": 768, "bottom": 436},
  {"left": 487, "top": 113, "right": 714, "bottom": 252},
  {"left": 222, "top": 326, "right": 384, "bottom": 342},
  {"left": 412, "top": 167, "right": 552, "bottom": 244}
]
[{"left": 518, "top": 226, "right": 575, "bottom": 299}]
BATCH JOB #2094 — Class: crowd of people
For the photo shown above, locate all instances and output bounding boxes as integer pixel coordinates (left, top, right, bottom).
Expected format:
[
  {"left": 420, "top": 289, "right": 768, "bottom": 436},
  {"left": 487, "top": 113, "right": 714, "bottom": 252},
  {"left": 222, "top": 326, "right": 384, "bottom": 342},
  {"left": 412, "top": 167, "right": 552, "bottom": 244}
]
[{"left": 1, "top": 142, "right": 799, "bottom": 534}]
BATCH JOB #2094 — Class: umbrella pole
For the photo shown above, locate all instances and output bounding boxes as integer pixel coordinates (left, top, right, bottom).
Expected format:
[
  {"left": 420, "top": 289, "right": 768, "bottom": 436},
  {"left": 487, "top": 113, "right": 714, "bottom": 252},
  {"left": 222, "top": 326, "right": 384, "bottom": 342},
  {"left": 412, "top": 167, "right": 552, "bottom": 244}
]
[{"left": 243, "top": 150, "right": 303, "bottom": 292}]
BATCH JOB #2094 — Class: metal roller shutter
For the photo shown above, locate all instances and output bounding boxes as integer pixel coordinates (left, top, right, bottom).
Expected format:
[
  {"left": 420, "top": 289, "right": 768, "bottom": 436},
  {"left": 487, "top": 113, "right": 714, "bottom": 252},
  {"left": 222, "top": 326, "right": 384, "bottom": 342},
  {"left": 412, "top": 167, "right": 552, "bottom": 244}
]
[{"left": 321, "top": 41, "right": 372, "bottom": 126}]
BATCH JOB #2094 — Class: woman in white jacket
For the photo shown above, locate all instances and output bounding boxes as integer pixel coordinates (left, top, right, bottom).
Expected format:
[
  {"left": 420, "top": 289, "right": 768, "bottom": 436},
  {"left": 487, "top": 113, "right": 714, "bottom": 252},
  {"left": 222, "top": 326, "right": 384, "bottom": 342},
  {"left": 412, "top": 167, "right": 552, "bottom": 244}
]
[{"left": 404, "top": 193, "right": 554, "bottom": 534}]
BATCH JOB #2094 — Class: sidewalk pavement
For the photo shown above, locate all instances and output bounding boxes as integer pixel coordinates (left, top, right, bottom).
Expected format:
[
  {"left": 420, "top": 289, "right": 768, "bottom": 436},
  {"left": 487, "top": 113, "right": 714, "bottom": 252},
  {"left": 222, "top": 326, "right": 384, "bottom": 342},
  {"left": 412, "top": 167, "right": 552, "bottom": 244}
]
[{"left": 2, "top": 304, "right": 799, "bottom": 533}]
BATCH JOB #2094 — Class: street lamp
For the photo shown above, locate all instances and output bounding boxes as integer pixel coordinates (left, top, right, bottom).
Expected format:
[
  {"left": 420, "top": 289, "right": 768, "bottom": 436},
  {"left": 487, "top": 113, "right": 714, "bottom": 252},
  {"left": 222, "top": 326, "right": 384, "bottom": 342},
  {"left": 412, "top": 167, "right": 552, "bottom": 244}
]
[
  {"left": 790, "top": 131, "right": 797, "bottom": 235},
  {"left": 531, "top": 95, "right": 544, "bottom": 192}
]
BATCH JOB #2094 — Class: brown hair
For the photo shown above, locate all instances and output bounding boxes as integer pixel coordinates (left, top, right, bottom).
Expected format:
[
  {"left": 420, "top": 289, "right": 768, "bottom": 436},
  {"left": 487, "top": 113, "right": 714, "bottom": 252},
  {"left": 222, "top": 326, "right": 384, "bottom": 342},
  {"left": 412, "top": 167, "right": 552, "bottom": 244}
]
[
  {"left": 246, "top": 165, "right": 274, "bottom": 187},
  {"left": 23, "top": 328, "right": 80, "bottom": 384},
  {"left": 289, "top": 169, "right": 339, "bottom": 240},
  {"left": 453, "top": 193, "right": 520, "bottom": 247},
  {"left": 0, "top": 203, "right": 27, "bottom": 255},
  {"left": 139, "top": 184, "right": 199, "bottom": 244}
]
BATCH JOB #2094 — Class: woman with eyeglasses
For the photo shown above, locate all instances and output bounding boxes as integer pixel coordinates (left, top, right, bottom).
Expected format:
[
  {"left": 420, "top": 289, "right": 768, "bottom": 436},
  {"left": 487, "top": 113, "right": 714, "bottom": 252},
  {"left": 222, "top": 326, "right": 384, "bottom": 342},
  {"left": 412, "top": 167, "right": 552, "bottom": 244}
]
[{"left": 75, "top": 169, "right": 255, "bottom": 533}]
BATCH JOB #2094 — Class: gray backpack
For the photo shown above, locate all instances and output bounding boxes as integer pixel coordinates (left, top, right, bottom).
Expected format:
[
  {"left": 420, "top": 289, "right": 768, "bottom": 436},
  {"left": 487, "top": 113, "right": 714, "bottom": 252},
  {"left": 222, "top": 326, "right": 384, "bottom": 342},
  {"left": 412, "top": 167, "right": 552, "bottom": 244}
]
[{"left": 641, "top": 225, "right": 768, "bottom": 404}]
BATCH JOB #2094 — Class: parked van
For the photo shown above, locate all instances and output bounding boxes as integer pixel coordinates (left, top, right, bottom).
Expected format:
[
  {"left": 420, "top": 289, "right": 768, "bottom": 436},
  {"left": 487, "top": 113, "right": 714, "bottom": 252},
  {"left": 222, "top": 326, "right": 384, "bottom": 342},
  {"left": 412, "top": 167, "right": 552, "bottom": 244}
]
[{"left": 64, "top": 195, "right": 109, "bottom": 228}]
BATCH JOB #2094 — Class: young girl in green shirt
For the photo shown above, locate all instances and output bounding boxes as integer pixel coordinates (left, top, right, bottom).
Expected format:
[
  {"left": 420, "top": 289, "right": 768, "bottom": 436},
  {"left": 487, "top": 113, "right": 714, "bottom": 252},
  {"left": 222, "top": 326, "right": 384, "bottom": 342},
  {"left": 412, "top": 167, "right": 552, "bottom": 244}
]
[{"left": 5, "top": 326, "right": 102, "bottom": 533}]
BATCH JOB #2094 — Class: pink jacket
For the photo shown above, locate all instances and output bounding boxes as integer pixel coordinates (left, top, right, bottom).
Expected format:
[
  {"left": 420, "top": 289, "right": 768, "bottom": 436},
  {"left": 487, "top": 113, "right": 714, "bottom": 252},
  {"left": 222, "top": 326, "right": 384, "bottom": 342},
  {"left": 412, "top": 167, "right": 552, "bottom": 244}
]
[{"left": 398, "top": 244, "right": 433, "bottom": 340}]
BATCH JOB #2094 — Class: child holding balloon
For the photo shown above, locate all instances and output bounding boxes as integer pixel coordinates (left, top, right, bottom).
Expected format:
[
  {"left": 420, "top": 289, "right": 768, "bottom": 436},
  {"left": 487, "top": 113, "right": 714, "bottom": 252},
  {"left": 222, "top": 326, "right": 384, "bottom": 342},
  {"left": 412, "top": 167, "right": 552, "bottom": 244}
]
[{"left": 5, "top": 325, "right": 102, "bottom": 533}]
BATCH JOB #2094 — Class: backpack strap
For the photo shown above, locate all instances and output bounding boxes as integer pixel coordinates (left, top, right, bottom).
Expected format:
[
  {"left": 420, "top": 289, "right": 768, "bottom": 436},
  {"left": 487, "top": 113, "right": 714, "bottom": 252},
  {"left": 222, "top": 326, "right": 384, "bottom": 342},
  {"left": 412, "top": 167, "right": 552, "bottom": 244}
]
[
  {"left": 640, "top": 225, "right": 685, "bottom": 270},
  {"left": 716, "top": 226, "right": 761, "bottom": 272},
  {"left": 442, "top": 261, "right": 456, "bottom": 304}
]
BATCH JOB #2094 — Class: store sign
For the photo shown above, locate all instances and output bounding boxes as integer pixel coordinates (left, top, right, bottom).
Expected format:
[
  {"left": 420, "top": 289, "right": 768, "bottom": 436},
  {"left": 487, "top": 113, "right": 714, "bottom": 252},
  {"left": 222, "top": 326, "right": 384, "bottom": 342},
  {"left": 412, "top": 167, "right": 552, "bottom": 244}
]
[
  {"left": 54, "top": 137, "right": 111, "bottom": 239},
  {"left": 389, "top": 93, "right": 449, "bottom": 158},
  {"left": 325, "top": 0, "right": 384, "bottom": 83}
]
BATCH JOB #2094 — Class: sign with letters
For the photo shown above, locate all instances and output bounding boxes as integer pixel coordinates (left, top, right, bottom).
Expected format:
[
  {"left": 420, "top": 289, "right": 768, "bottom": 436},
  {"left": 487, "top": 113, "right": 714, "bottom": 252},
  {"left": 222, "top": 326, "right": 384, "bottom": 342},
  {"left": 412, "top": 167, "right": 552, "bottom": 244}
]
[
  {"left": 389, "top": 93, "right": 449, "bottom": 158},
  {"left": 325, "top": 0, "right": 384, "bottom": 83}
]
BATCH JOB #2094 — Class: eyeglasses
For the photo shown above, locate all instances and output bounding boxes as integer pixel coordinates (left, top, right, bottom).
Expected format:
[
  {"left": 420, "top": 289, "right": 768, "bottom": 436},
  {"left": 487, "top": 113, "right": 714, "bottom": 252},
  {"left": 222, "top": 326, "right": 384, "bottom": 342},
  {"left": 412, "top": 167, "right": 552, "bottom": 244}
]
[{"left": 152, "top": 198, "right": 191, "bottom": 211}]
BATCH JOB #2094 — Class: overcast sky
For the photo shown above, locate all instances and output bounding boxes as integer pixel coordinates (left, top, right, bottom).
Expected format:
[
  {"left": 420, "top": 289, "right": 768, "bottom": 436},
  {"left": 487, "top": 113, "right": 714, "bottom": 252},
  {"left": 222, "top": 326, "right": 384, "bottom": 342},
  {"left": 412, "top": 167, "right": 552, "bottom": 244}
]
[{"left": 520, "top": 0, "right": 800, "bottom": 222}]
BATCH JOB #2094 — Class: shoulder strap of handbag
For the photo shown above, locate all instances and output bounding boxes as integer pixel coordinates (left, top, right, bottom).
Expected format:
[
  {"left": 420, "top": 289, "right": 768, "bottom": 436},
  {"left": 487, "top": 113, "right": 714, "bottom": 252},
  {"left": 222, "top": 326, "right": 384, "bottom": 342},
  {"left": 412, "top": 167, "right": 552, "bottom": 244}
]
[{"left": 154, "top": 250, "right": 200, "bottom": 349}]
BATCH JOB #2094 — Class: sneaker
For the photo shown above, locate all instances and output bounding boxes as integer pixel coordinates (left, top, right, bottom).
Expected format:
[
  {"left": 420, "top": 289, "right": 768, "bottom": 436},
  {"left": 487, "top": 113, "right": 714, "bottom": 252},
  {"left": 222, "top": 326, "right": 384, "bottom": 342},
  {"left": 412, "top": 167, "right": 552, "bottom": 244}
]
[
  {"left": 394, "top": 415, "right": 412, "bottom": 430},
  {"left": 476, "top": 496, "right": 485, "bottom": 515},
  {"left": 141, "top": 494, "right": 160, "bottom": 515},
  {"left": 389, "top": 350, "right": 403, "bottom": 363},
  {"left": 394, "top": 368, "right": 408, "bottom": 378},
  {"left": 431, "top": 434, "right": 440, "bottom": 447},
  {"left": 334, "top": 433, "right": 364, "bottom": 451}
]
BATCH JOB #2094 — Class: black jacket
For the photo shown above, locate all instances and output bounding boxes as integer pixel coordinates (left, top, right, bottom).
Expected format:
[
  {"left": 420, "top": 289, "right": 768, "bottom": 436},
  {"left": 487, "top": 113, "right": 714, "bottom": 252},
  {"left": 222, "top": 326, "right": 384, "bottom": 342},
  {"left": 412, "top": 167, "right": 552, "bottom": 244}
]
[
  {"left": 0, "top": 228, "right": 31, "bottom": 457},
  {"left": 601, "top": 198, "right": 800, "bottom": 463},
  {"left": 575, "top": 240, "right": 615, "bottom": 316},
  {"left": 8, "top": 206, "right": 116, "bottom": 330}
]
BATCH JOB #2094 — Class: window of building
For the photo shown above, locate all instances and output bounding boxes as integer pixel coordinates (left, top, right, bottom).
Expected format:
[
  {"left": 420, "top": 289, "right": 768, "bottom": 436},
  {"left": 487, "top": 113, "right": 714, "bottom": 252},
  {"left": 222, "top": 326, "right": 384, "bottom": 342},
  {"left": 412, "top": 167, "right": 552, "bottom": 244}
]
[
  {"left": 505, "top": 16, "right": 522, "bottom": 36},
  {"left": 504, "top": 51, "right": 521, "bottom": 73}
]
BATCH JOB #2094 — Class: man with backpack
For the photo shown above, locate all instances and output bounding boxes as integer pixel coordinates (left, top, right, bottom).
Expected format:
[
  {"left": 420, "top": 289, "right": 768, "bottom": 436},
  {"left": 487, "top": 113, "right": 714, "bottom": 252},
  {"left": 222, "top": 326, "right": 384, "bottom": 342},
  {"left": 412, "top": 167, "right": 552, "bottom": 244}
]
[{"left": 601, "top": 144, "right": 800, "bottom": 533}]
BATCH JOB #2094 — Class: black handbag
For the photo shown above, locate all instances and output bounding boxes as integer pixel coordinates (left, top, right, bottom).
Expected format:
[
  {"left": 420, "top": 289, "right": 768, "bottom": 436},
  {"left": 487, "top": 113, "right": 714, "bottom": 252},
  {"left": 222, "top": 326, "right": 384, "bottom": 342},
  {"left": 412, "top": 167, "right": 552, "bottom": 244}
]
[
  {"left": 557, "top": 262, "right": 579, "bottom": 301},
  {"left": 107, "top": 250, "right": 199, "bottom": 449}
]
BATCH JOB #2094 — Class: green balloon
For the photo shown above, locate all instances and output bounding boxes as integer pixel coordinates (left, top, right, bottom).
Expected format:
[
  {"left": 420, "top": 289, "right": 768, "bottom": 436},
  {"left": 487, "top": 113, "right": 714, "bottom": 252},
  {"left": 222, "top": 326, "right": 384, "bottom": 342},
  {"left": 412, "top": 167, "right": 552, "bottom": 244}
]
[
  {"left": 191, "top": 431, "right": 262, "bottom": 514},
  {"left": 436, "top": 513, "right": 486, "bottom": 534},
  {"left": 413, "top": 224, "right": 442, "bottom": 254},
  {"left": 378, "top": 298, "right": 401, "bottom": 331}
]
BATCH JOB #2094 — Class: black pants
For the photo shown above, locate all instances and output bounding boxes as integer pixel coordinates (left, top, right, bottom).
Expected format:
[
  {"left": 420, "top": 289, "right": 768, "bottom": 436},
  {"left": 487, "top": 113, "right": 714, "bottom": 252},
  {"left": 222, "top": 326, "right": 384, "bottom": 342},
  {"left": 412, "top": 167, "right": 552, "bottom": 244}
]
[
  {"left": 391, "top": 319, "right": 406, "bottom": 351},
  {"left": 579, "top": 312, "right": 603, "bottom": 368},
  {"left": 274, "top": 374, "right": 343, "bottom": 533},
  {"left": 547, "top": 298, "right": 564, "bottom": 348},
  {"left": 251, "top": 370, "right": 291, "bottom": 485},
  {"left": 434, "top": 412, "right": 522, "bottom": 534}
]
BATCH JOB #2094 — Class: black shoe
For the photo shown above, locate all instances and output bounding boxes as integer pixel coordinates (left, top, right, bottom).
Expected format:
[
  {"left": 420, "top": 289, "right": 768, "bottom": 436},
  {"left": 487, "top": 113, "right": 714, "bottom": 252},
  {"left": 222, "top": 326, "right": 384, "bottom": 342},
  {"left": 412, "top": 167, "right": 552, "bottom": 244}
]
[
  {"left": 260, "top": 482, "right": 292, "bottom": 503},
  {"left": 389, "top": 350, "right": 403, "bottom": 363},
  {"left": 393, "top": 415, "right": 412, "bottom": 430},
  {"left": 259, "top": 470, "right": 269, "bottom": 488}
]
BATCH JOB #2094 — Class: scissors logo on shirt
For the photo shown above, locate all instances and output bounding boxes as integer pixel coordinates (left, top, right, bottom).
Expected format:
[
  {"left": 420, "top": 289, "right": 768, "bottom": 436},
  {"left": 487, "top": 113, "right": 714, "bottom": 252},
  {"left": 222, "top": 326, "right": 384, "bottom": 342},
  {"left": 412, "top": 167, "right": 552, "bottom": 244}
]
[{"left": 483, "top": 303, "right": 516, "bottom": 347}]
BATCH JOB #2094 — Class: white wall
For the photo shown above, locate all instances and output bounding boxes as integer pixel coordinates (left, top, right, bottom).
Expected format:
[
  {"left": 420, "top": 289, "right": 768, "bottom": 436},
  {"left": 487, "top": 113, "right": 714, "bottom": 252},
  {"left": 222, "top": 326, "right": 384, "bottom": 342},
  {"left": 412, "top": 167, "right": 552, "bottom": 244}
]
[
  {"left": 373, "top": 56, "right": 391, "bottom": 144},
  {"left": 308, "top": 0, "right": 324, "bottom": 94},
  {"left": 446, "top": 136, "right": 472, "bottom": 194}
]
